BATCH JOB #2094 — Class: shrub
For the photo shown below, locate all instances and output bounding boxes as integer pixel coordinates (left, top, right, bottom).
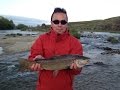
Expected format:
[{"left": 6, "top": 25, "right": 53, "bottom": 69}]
[
  {"left": 107, "top": 37, "right": 119, "bottom": 44},
  {"left": 71, "top": 30, "right": 81, "bottom": 39}
]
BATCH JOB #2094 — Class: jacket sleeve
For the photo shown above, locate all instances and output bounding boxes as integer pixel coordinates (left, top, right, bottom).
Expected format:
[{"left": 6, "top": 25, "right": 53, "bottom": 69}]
[
  {"left": 69, "top": 38, "right": 83, "bottom": 75},
  {"left": 28, "top": 36, "right": 43, "bottom": 61}
]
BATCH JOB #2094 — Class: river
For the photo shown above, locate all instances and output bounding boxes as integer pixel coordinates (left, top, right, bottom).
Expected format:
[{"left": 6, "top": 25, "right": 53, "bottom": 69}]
[
  {"left": 0, "top": 29, "right": 39, "bottom": 37},
  {"left": 0, "top": 31, "right": 120, "bottom": 90}
]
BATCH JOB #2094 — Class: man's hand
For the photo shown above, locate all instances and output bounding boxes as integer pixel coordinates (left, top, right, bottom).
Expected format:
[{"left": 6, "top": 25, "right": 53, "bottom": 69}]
[
  {"left": 33, "top": 55, "right": 45, "bottom": 60},
  {"left": 70, "top": 62, "right": 78, "bottom": 69},
  {"left": 30, "top": 63, "right": 43, "bottom": 71},
  {"left": 30, "top": 55, "right": 44, "bottom": 71}
]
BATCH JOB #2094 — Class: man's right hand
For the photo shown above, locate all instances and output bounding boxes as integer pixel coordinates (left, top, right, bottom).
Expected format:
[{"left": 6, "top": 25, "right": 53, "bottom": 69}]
[{"left": 30, "top": 55, "right": 44, "bottom": 71}]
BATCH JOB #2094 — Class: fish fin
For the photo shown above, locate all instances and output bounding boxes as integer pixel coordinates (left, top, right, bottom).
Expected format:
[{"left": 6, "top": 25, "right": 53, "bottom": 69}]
[{"left": 53, "top": 70, "right": 59, "bottom": 77}]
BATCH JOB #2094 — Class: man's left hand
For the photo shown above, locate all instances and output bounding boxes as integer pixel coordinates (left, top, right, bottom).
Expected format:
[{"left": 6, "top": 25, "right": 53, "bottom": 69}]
[{"left": 70, "top": 62, "right": 78, "bottom": 69}]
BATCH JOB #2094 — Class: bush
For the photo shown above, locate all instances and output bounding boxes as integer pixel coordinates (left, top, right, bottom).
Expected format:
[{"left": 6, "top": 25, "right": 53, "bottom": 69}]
[
  {"left": 16, "top": 24, "right": 28, "bottom": 30},
  {"left": 107, "top": 37, "right": 119, "bottom": 44},
  {"left": 70, "top": 30, "right": 81, "bottom": 39}
]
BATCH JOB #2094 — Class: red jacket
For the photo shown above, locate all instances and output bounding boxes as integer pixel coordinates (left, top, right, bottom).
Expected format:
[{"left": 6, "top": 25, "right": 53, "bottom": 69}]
[{"left": 28, "top": 28, "right": 83, "bottom": 90}]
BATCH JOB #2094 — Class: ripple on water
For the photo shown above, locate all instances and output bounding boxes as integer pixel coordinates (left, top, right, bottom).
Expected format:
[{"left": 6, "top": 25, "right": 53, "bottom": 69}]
[{"left": 0, "top": 47, "right": 3, "bottom": 54}]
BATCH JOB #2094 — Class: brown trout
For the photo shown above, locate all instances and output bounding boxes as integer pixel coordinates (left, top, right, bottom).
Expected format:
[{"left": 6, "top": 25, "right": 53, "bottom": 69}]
[{"left": 19, "top": 54, "right": 89, "bottom": 71}]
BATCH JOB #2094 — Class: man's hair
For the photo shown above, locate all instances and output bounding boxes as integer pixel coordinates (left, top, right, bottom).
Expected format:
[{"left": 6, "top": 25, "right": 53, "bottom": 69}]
[{"left": 51, "top": 7, "right": 68, "bottom": 21}]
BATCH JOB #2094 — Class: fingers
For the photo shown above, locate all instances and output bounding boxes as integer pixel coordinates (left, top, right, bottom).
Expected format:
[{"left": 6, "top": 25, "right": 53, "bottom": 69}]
[
  {"left": 33, "top": 55, "right": 44, "bottom": 60},
  {"left": 70, "top": 63, "right": 74, "bottom": 69},
  {"left": 70, "top": 63, "right": 78, "bottom": 69},
  {"left": 53, "top": 70, "right": 59, "bottom": 77},
  {"left": 30, "top": 63, "right": 43, "bottom": 71},
  {"left": 30, "top": 55, "right": 44, "bottom": 71}
]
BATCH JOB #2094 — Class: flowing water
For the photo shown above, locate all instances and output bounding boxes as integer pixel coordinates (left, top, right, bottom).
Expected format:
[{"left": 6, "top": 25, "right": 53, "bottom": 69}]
[
  {"left": 0, "top": 29, "right": 39, "bottom": 36},
  {"left": 0, "top": 52, "right": 38, "bottom": 90},
  {"left": 0, "top": 31, "right": 120, "bottom": 90}
]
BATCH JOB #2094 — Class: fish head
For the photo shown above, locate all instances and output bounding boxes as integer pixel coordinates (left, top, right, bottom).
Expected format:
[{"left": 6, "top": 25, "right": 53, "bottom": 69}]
[{"left": 75, "top": 58, "right": 89, "bottom": 68}]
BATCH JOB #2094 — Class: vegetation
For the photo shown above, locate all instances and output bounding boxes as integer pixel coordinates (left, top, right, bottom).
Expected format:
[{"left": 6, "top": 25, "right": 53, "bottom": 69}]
[
  {"left": 68, "top": 16, "right": 120, "bottom": 33},
  {"left": 0, "top": 16, "right": 15, "bottom": 30},
  {"left": 0, "top": 15, "right": 120, "bottom": 36},
  {"left": 31, "top": 24, "right": 50, "bottom": 32},
  {"left": 107, "top": 37, "right": 119, "bottom": 44},
  {"left": 16, "top": 24, "right": 28, "bottom": 31},
  {"left": 70, "top": 30, "right": 81, "bottom": 39}
]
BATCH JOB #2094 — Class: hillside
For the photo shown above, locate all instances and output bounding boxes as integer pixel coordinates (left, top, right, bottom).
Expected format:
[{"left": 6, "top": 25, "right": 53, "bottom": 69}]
[
  {"left": 68, "top": 16, "right": 120, "bottom": 32},
  {"left": 1, "top": 15, "right": 49, "bottom": 26}
]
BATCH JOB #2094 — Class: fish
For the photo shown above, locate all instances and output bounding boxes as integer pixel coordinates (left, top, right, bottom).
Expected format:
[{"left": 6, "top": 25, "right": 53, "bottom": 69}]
[{"left": 19, "top": 54, "right": 90, "bottom": 71}]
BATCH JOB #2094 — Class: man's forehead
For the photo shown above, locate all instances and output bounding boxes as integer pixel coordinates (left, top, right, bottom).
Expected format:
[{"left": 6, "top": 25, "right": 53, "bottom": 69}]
[{"left": 52, "top": 13, "right": 67, "bottom": 20}]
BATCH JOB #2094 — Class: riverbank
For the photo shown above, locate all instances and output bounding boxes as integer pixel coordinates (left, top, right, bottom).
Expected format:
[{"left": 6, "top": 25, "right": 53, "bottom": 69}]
[
  {"left": 0, "top": 35, "right": 38, "bottom": 54},
  {"left": 0, "top": 31, "right": 120, "bottom": 90}
]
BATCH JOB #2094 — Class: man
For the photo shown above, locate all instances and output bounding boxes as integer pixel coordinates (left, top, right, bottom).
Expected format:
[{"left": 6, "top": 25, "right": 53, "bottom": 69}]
[{"left": 28, "top": 7, "right": 83, "bottom": 90}]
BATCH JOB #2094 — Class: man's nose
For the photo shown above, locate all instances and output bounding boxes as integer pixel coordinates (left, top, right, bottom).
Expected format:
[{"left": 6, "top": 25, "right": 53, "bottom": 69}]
[{"left": 58, "top": 22, "right": 62, "bottom": 26}]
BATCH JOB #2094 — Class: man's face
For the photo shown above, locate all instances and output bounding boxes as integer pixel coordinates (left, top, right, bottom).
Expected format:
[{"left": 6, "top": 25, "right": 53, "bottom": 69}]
[{"left": 51, "top": 13, "right": 68, "bottom": 34}]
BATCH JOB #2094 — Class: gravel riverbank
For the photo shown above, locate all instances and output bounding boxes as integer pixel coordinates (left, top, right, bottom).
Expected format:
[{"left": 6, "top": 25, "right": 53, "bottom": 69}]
[{"left": 0, "top": 32, "right": 120, "bottom": 90}]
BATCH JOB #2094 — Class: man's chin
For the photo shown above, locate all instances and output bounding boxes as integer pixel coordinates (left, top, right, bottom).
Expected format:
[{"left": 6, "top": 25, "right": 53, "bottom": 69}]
[
  {"left": 57, "top": 32, "right": 64, "bottom": 34},
  {"left": 56, "top": 30, "right": 65, "bottom": 34}
]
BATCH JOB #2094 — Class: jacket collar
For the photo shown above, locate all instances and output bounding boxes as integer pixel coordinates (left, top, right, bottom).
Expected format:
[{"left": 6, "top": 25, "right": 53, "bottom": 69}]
[{"left": 48, "top": 27, "right": 70, "bottom": 42}]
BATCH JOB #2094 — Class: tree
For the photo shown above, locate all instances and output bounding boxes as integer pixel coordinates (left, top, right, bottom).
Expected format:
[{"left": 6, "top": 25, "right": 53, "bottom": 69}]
[
  {"left": 0, "top": 16, "right": 15, "bottom": 30},
  {"left": 16, "top": 24, "right": 28, "bottom": 30}
]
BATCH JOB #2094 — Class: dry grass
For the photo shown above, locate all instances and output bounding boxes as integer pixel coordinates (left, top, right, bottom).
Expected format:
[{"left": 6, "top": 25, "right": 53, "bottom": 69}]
[{"left": 0, "top": 36, "right": 38, "bottom": 53}]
